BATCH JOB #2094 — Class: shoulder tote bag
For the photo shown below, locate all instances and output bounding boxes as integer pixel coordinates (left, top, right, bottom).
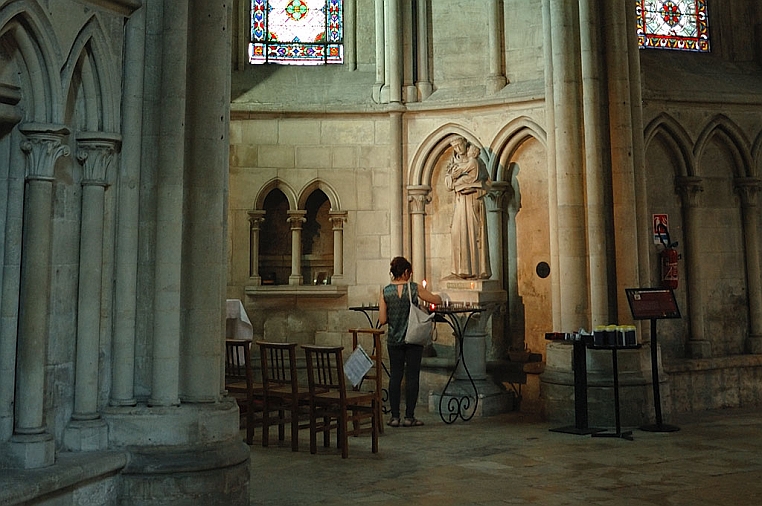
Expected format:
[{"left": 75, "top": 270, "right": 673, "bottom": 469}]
[{"left": 404, "top": 281, "right": 436, "bottom": 346}]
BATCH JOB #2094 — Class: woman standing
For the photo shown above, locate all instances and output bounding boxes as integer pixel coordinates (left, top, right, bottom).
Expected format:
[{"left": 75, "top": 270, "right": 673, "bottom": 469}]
[{"left": 378, "top": 256, "right": 442, "bottom": 427}]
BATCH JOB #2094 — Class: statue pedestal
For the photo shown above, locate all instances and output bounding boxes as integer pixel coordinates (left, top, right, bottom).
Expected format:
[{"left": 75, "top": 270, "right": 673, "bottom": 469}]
[{"left": 429, "top": 278, "right": 510, "bottom": 421}]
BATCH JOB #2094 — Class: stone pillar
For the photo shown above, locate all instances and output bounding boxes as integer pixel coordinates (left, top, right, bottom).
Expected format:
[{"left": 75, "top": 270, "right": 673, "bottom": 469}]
[
  {"left": 549, "top": 0, "right": 590, "bottom": 331},
  {"left": 344, "top": 0, "right": 356, "bottom": 71},
  {"left": 288, "top": 210, "right": 306, "bottom": 285},
  {"left": 677, "top": 176, "right": 710, "bottom": 358},
  {"left": 248, "top": 210, "right": 265, "bottom": 284},
  {"left": 374, "top": 0, "right": 385, "bottom": 102},
  {"left": 415, "top": 0, "right": 432, "bottom": 99},
  {"left": 111, "top": 5, "right": 145, "bottom": 408},
  {"left": 485, "top": 181, "right": 509, "bottom": 284},
  {"left": 390, "top": 111, "right": 403, "bottom": 257},
  {"left": 407, "top": 186, "right": 431, "bottom": 280},
  {"left": 329, "top": 211, "right": 347, "bottom": 282},
  {"left": 602, "top": 0, "right": 641, "bottom": 323},
  {"left": 579, "top": 0, "right": 610, "bottom": 326},
  {"left": 149, "top": 0, "right": 189, "bottom": 408},
  {"left": 385, "top": 0, "right": 402, "bottom": 103},
  {"left": 487, "top": 0, "right": 507, "bottom": 93},
  {"left": 65, "top": 133, "right": 120, "bottom": 451},
  {"left": 11, "top": 123, "right": 70, "bottom": 468},
  {"left": 735, "top": 178, "right": 762, "bottom": 353}
]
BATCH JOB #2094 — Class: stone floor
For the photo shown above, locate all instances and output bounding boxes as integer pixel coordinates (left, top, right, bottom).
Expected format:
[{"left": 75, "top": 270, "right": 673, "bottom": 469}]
[{"left": 248, "top": 407, "right": 762, "bottom": 505}]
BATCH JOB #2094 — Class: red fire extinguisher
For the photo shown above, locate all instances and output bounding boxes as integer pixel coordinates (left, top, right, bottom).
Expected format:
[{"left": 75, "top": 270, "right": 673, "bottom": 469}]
[{"left": 656, "top": 223, "right": 680, "bottom": 290}]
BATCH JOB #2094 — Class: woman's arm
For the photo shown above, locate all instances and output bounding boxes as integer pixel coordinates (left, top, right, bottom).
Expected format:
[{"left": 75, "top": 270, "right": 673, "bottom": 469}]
[
  {"left": 378, "top": 288, "right": 388, "bottom": 326},
  {"left": 417, "top": 283, "right": 442, "bottom": 305}
]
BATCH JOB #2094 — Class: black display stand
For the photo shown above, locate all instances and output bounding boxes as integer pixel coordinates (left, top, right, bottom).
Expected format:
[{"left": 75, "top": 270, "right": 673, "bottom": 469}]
[
  {"left": 547, "top": 336, "right": 603, "bottom": 436},
  {"left": 589, "top": 343, "right": 642, "bottom": 441},
  {"left": 625, "top": 288, "right": 681, "bottom": 433}
]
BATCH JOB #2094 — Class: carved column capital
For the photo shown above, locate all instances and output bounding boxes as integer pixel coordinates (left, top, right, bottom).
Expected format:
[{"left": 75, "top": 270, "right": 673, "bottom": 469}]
[
  {"left": 734, "top": 177, "right": 762, "bottom": 208},
  {"left": 675, "top": 176, "right": 704, "bottom": 208},
  {"left": 287, "top": 210, "right": 307, "bottom": 229},
  {"left": 329, "top": 210, "right": 348, "bottom": 230},
  {"left": 486, "top": 180, "right": 512, "bottom": 211},
  {"left": 76, "top": 132, "right": 121, "bottom": 186},
  {"left": 407, "top": 185, "right": 432, "bottom": 214},
  {"left": 19, "top": 123, "right": 70, "bottom": 181},
  {"left": 247, "top": 209, "right": 266, "bottom": 229}
]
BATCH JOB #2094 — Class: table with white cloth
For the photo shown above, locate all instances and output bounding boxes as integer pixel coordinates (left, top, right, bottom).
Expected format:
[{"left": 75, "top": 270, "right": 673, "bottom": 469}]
[{"left": 226, "top": 299, "right": 253, "bottom": 341}]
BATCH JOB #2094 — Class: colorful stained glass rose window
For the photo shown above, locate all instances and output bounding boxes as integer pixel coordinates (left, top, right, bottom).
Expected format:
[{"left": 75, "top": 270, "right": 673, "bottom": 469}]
[
  {"left": 250, "top": 0, "right": 343, "bottom": 65},
  {"left": 636, "top": 0, "right": 710, "bottom": 52}
]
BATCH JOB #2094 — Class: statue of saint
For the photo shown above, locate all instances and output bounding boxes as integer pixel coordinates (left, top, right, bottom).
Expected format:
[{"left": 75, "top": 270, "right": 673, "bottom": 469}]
[{"left": 445, "top": 137, "right": 492, "bottom": 279}]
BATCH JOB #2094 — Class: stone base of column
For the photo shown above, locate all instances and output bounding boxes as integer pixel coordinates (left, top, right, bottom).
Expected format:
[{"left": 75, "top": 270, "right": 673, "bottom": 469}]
[
  {"left": 430, "top": 379, "right": 514, "bottom": 419},
  {"left": 404, "top": 85, "right": 418, "bottom": 103},
  {"left": 63, "top": 418, "right": 108, "bottom": 451},
  {"left": 486, "top": 75, "right": 507, "bottom": 94},
  {"left": 416, "top": 81, "right": 433, "bottom": 100},
  {"left": 687, "top": 339, "right": 712, "bottom": 358},
  {"left": 288, "top": 275, "right": 303, "bottom": 285},
  {"left": 2, "top": 432, "right": 55, "bottom": 469}
]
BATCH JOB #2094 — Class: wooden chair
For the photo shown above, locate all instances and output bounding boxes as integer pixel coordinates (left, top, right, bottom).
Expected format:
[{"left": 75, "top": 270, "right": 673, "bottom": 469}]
[
  {"left": 349, "top": 328, "right": 385, "bottom": 435},
  {"left": 257, "top": 341, "right": 310, "bottom": 451},
  {"left": 301, "top": 344, "right": 379, "bottom": 459},
  {"left": 225, "top": 339, "right": 263, "bottom": 445}
]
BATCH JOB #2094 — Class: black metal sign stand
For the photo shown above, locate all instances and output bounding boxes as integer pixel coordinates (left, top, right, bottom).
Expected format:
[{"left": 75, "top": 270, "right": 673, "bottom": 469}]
[{"left": 625, "top": 288, "right": 681, "bottom": 433}]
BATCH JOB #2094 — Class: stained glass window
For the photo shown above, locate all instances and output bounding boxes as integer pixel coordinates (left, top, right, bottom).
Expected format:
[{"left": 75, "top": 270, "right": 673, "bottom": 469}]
[
  {"left": 636, "top": 1, "right": 710, "bottom": 52},
  {"left": 249, "top": 0, "right": 343, "bottom": 65}
]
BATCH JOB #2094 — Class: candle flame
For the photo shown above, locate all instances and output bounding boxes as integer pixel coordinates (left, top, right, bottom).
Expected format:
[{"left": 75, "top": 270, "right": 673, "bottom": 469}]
[{"left": 422, "top": 279, "right": 427, "bottom": 288}]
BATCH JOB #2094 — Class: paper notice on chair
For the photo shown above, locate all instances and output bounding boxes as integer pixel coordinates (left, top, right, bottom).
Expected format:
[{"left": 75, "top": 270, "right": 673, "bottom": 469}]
[{"left": 344, "top": 345, "right": 373, "bottom": 387}]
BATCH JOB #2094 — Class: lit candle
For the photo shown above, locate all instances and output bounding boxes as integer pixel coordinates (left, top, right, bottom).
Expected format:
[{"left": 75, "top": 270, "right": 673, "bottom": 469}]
[{"left": 422, "top": 279, "right": 427, "bottom": 289}]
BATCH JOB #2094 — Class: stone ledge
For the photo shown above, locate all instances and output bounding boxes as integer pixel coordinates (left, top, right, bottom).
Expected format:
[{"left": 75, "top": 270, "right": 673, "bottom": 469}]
[
  {"left": 0, "top": 450, "right": 127, "bottom": 505},
  {"left": 665, "top": 354, "right": 762, "bottom": 373}
]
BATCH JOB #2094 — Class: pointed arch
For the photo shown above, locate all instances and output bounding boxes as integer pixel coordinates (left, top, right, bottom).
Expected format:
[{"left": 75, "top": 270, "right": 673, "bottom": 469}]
[
  {"left": 62, "top": 14, "right": 119, "bottom": 132},
  {"left": 489, "top": 117, "right": 547, "bottom": 182},
  {"left": 694, "top": 115, "right": 753, "bottom": 178},
  {"left": 297, "top": 179, "right": 341, "bottom": 211},
  {"left": 0, "top": 2, "right": 65, "bottom": 123},
  {"left": 254, "top": 178, "right": 297, "bottom": 210},
  {"left": 752, "top": 131, "right": 762, "bottom": 179},
  {"left": 408, "top": 123, "right": 482, "bottom": 187},
  {"left": 644, "top": 113, "right": 695, "bottom": 177}
]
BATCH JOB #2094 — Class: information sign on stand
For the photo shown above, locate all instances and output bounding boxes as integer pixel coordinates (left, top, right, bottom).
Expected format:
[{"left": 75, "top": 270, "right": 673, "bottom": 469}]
[{"left": 625, "top": 288, "right": 681, "bottom": 432}]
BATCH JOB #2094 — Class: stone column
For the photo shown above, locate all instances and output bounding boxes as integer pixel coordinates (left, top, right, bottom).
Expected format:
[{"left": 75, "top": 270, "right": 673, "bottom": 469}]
[
  {"left": 111, "top": 5, "right": 145, "bottom": 408},
  {"left": 288, "top": 210, "right": 306, "bottom": 285},
  {"left": 677, "top": 176, "right": 710, "bottom": 358},
  {"left": 64, "top": 133, "right": 120, "bottom": 451},
  {"left": 415, "top": 0, "right": 432, "bottom": 99},
  {"left": 385, "top": 0, "right": 402, "bottom": 103},
  {"left": 735, "top": 178, "right": 762, "bottom": 353},
  {"left": 344, "top": 0, "right": 356, "bottom": 71},
  {"left": 486, "top": 181, "right": 510, "bottom": 284},
  {"left": 11, "top": 123, "right": 70, "bottom": 468},
  {"left": 487, "top": 0, "right": 507, "bottom": 93},
  {"left": 579, "top": 0, "right": 610, "bottom": 326},
  {"left": 407, "top": 186, "right": 431, "bottom": 280},
  {"left": 329, "top": 211, "right": 347, "bottom": 282},
  {"left": 374, "top": 0, "right": 386, "bottom": 102},
  {"left": 549, "top": 0, "right": 590, "bottom": 331},
  {"left": 248, "top": 210, "right": 265, "bottom": 284},
  {"left": 390, "top": 111, "right": 403, "bottom": 257}
]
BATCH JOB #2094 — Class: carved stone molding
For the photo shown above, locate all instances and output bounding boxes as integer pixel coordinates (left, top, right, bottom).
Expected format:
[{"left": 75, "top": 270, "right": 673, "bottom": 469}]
[
  {"left": 19, "top": 123, "right": 71, "bottom": 181},
  {"left": 486, "top": 180, "right": 512, "bottom": 211},
  {"left": 329, "top": 210, "right": 348, "bottom": 230},
  {"left": 675, "top": 176, "right": 704, "bottom": 208},
  {"left": 734, "top": 177, "right": 761, "bottom": 208},
  {"left": 247, "top": 210, "right": 266, "bottom": 230},
  {"left": 76, "top": 132, "right": 122, "bottom": 186},
  {"left": 287, "top": 210, "right": 307, "bottom": 229},
  {"left": 407, "top": 185, "right": 432, "bottom": 214}
]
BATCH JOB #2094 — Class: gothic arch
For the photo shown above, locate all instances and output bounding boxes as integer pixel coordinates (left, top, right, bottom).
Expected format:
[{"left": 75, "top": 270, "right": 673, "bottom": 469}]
[
  {"left": 694, "top": 115, "right": 753, "bottom": 178},
  {"left": 644, "top": 113, "right": 694, "bottom": 177},
  {"left": 752, "top": 130, "right": 762, "bottom": 178},
  {"left": 297, "top": 179, "right": 341, "bottom": 211},
  {"left": 408, "top": 123, "right": 482, "bottom": 187},
  {"left": 489, "top": 117, "right": 547, "bottom": 183},
  {"left": 254, "top": 178, "right": 297, "bottom": 210},
  {"left": 0, "top": 2, "right": 64, "bottom": 123},
  {"left": 62, "top": 14, "right": 119, "bottom": 132}
]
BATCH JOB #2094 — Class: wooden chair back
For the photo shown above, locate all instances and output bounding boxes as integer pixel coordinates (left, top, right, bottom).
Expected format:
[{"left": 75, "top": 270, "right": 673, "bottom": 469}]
[
  {"left": 349, "top": 328, "right": 385, "bottom": 434},
  {"left": 257, "top": 341, "right": 309, "bottom": 451},
  {"left": 225, "top": 339, "right": 261, "bottom": 445},
  {"left": 301, "top": 344, "right": 379, "bottom": 458}
]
